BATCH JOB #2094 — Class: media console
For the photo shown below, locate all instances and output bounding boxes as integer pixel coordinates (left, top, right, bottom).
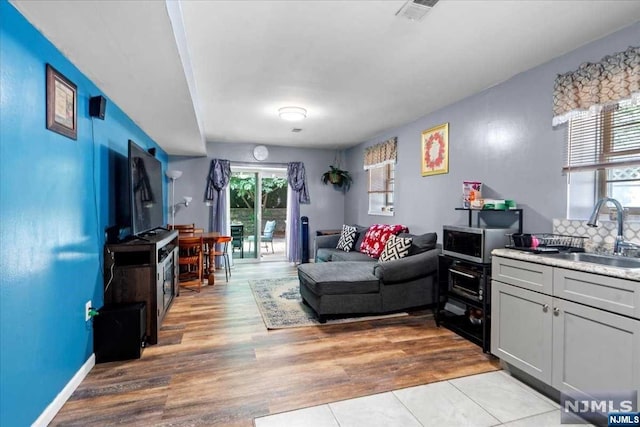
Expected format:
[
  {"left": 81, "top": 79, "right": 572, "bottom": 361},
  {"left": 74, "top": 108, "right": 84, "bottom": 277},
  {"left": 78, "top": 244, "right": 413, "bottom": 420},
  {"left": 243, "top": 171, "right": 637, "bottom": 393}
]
[{"left": 104, "top": 229, "right": 179, "bottom": 345}]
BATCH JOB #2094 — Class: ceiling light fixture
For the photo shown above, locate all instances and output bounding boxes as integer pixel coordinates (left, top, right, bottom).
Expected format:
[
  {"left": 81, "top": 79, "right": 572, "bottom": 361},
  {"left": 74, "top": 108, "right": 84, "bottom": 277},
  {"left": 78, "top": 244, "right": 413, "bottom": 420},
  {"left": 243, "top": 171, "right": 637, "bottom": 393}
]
[{"left": 278, "top": 106, "right": 307, "bottom": 121}]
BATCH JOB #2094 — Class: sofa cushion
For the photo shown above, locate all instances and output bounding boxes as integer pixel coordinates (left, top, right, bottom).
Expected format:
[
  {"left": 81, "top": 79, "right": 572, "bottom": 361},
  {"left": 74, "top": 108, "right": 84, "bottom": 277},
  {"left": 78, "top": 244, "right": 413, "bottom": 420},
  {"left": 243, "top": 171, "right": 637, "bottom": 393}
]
[
  {"left": 298, "top": 262, "right": 379, "bottom": 295},
  {"left": 315, "top": 248, "right": 334, "bottom": 262},
  {"left": 398, "top": 232, "right": 437, "bottom": 255},
  {"left": 336, "top": 225, "right": 358, "bottom": 252},
  {"left": 359, "top": 224, "right": 409, "bottom": 258},
  {"left": 331, "top": 250, "right": 376, "bottom": 262},
  {"left": 317, "top": 248, "right": 376, "bottom": 262},
  {"left": 354, "top": 225, "right": 369, "bottom": 250},
  {"left": 379, "top": 234, "right": 412, "bottom": 262}
]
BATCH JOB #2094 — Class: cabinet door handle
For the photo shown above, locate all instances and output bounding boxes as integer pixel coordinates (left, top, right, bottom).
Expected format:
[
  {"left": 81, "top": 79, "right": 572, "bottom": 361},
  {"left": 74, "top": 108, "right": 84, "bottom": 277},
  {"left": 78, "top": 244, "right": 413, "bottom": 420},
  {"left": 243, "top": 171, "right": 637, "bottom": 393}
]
[
  {"left": 542, "top": 304, "right": 549, "bottom": 312},
  {"left": 553, "top": 307, "right": 560, "bottom": 316}
]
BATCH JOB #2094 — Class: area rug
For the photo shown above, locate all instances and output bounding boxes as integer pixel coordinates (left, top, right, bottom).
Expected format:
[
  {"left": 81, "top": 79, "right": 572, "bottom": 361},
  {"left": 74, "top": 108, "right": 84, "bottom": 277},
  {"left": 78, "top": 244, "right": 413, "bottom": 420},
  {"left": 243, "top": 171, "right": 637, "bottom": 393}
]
[{"left": 249, "top": 276, "right": 407, "bottom": 329}]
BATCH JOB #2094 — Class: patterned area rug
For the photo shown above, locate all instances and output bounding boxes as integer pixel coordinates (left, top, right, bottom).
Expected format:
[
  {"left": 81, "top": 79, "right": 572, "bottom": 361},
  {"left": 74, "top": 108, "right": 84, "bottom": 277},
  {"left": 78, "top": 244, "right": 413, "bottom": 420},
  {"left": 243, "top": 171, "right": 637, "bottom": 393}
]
[{"left": 249, "top": 276, "right": 407, "bottom": 329}]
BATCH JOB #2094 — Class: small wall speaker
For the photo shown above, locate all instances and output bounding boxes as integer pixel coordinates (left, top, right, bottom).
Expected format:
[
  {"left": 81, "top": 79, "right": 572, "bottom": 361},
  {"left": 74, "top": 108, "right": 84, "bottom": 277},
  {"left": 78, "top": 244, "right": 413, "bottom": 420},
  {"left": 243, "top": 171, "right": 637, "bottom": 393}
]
[
  {"left": 89, "top": 95, "right": 107, "bottom": 120},
  {"left": 147, "top": 148, "right": 156, "bottom": 156}
]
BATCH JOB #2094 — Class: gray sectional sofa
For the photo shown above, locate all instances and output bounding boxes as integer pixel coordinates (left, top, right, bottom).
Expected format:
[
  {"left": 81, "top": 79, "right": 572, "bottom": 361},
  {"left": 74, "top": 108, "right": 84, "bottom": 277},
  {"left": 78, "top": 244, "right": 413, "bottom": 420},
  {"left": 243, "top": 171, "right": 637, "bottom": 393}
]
[{"left": 298, "top": 227, "right": 439, "bottom": 322}]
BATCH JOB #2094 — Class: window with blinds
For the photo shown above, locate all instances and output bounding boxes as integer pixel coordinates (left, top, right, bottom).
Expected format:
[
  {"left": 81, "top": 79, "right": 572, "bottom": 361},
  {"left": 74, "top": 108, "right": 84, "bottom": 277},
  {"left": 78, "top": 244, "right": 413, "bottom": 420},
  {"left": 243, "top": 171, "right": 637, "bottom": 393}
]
[
  {"left": 368, "top": 163, "right": 394, "bottom": 216},
  {"left": 566, "top": 104, "right": 640, "bottom": 210}
]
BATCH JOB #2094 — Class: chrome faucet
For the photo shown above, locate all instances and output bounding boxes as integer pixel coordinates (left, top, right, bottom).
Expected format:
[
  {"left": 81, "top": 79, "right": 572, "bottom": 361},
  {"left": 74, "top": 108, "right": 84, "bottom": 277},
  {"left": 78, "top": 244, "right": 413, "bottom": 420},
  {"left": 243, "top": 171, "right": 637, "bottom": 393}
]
[{"left": 587, "top": 197, "right": 630, "bottom": 255}]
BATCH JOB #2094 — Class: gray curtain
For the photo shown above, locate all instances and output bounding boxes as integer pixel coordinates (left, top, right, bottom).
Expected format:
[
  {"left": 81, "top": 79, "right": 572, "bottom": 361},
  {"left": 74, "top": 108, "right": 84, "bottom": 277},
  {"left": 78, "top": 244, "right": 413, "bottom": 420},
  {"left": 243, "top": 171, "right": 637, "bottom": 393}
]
[
  {"left": 287, "top": 162, "right": 310, "bottom": 263},
  {"left": 205, "top": 159, "right": 231, "bottom": 267}
]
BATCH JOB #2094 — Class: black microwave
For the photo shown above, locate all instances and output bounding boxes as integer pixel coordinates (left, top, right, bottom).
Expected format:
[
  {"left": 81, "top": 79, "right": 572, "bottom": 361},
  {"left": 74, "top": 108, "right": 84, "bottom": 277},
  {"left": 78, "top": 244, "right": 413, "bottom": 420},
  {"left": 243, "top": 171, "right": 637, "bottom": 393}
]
[{"left": 442, "top": 225, "right": 513, "bottom": 264}]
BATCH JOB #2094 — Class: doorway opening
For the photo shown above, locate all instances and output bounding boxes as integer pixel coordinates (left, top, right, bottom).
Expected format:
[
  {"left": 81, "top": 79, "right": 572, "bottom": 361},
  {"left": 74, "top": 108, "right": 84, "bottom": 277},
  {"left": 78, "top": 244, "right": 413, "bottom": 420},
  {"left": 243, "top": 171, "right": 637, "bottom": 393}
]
[{"left": 229, "top": 166, "right": 288, "bottom": 263}]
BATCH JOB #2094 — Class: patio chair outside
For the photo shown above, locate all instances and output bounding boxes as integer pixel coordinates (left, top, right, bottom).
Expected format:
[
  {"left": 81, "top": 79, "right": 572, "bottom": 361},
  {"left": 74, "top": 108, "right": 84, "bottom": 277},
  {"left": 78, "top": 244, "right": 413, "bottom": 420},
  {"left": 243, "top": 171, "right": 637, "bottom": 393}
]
[{"left": 247, "top": 220, "right": 276, "bottom": 253}]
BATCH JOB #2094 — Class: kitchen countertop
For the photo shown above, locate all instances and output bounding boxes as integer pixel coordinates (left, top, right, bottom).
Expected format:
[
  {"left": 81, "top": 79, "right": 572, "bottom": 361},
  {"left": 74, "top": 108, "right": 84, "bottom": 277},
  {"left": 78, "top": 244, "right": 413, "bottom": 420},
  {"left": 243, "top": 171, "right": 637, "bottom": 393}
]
[{"left": 492, "top": 248, "right": 640, "bottom": 282}]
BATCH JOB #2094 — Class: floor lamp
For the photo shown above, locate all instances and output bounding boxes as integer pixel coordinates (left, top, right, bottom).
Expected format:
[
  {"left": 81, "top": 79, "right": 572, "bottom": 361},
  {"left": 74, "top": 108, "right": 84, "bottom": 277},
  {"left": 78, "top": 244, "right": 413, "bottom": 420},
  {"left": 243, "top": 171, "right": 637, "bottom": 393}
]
[{"left": 166, "top": 170, "right": 183, "bottom": 228}]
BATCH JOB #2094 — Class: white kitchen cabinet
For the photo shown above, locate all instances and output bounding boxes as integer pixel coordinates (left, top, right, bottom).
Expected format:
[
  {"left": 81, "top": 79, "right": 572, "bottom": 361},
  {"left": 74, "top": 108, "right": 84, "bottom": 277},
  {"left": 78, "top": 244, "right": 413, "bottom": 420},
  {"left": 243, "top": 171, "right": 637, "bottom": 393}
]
[
  {"left": 491, "top": 256, "right": 640, "bottom": 407},
  {"left": 551, "top": 297, "right": 640, "bottom": 396},
  {"left": 492, "top": 257, "right": 553, "bottom": 294},
  {"left": 491, "top": 280, "right": 553, "bottom": 383},
  {"left": 553, "top": 267, "right": 640, "bottom": 318}
]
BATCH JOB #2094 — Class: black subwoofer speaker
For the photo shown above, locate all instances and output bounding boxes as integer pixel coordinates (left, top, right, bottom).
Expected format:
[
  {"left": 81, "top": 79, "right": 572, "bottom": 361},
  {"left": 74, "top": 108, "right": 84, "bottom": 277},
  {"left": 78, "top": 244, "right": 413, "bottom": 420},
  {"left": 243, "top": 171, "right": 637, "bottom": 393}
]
[
  {"left": 89, "top": 95, "right": 107, "bottom": 119},
  {"left": 94, "top": 302, "right": 146, "bottom": 363}
]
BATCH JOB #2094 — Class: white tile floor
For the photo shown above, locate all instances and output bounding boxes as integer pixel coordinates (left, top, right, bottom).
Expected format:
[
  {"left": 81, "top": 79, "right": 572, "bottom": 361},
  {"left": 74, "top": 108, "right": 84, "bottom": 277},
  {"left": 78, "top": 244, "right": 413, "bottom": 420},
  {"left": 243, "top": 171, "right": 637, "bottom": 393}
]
[{"left": 254, "top": 370, "right": 594, "bottom": 427}]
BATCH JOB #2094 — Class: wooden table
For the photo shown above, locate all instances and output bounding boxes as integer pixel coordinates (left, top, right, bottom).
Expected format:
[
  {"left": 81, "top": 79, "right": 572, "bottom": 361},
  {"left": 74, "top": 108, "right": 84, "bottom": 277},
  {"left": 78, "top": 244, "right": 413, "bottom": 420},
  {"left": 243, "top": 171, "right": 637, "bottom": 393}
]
[{"left": 179, "top": 231, "right": 221, "bottom": 286}]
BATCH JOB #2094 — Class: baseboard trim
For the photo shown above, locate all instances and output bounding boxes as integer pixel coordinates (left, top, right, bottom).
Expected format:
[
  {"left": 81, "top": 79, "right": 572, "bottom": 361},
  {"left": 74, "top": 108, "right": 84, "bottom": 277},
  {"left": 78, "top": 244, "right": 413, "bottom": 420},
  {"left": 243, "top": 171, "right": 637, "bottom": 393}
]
[{"left": 32, "top": 353, "right": 95, "bottom": 427}]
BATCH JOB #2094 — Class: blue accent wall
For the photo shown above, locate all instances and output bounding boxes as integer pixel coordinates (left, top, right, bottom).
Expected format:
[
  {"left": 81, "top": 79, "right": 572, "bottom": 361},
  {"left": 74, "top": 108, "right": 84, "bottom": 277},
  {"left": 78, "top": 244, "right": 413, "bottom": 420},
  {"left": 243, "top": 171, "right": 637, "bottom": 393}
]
[{"left": 0, "top": 2, "right": 168, "bottom": 425}]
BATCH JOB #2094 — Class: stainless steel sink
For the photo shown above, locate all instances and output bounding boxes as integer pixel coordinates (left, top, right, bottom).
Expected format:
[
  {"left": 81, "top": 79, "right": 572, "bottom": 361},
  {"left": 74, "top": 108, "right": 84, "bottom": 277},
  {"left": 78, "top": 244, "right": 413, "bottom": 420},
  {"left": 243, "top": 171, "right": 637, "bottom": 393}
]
[{"left": 539, "top": 252, "right": 640, "bottom": 269}]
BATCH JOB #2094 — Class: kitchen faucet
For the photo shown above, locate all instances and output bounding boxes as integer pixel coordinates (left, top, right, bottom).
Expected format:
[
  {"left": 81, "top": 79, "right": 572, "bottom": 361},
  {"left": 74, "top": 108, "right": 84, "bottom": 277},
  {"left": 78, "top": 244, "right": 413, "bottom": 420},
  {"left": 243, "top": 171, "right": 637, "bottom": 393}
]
[{"left": 586, "top": 197, "right": 639, "bottom": 255}]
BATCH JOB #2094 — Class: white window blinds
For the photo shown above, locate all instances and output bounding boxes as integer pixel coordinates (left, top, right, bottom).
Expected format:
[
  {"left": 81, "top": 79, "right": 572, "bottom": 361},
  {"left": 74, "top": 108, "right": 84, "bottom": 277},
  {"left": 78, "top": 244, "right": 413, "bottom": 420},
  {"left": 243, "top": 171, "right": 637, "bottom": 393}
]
[{"left": 564, "top": 105, "right": 640, "bottom": 173}]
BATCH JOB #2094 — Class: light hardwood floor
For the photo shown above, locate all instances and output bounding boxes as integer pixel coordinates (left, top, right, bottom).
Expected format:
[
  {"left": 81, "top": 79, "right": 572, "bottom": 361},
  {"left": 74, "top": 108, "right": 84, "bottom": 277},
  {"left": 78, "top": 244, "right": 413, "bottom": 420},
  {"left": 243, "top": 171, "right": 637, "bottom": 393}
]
[{"left": 52, "top": 262, "right": 499, "bottom": 426}]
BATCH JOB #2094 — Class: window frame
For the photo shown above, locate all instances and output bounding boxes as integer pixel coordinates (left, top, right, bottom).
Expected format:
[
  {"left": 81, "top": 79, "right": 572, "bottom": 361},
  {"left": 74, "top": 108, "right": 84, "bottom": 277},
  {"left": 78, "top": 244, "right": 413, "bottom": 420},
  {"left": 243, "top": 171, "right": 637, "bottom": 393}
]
[
  {"left": 367, "top": 163, "right": 395, "bottom": 216},
  {"left": 595, "top": 108, "right": 640, "bottom": 214},
  {"left": 566, "top": 104, "right": 640, "bottom": 217}
]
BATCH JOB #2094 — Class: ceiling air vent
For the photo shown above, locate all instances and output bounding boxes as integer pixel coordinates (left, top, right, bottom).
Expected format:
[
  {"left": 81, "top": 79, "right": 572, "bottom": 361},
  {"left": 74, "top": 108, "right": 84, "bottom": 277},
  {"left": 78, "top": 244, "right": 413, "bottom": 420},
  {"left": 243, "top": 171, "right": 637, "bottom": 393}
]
[
  {"left": 396, "top": 0, "right": 439, "bottom": 21},
  {"left": 291, "top": 128, "right": 303, "bottom": 133}
]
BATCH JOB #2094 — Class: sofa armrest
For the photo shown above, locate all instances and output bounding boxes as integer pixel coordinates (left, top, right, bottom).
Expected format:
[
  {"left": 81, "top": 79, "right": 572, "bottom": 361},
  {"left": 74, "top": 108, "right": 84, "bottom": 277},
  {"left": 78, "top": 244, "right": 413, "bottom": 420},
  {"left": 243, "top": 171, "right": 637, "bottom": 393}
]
[
  {"left": 373, "top": 248, "right": 439, "bottom": 284},
  {"left": 314, "top": 234, "right": 341, "bottom": 261},
  {"left": 315, "top": 233, "right": 341, "bottom": 249}
]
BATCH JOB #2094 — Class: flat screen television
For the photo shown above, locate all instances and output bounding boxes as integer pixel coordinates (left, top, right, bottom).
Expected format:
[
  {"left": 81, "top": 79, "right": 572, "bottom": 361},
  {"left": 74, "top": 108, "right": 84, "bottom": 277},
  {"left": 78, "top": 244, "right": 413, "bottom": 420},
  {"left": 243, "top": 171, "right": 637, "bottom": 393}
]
[{"left": 128, "top": 140, "right": 164, "bottom": 236}]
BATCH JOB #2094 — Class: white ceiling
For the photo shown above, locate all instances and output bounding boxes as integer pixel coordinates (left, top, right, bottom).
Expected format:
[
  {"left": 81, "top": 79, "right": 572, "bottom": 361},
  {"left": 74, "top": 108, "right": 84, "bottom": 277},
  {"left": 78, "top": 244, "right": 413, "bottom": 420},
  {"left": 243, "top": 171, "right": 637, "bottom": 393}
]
[{"left": 12, "top": 1, "right": 640, "bottom": 156}]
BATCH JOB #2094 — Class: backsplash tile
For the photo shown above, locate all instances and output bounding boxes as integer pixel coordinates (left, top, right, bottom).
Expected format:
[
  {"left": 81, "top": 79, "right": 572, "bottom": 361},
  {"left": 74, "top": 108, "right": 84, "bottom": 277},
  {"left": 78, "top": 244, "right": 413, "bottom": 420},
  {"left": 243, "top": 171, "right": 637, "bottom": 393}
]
[{"left": 553, "top": 218, "right": 640, "bottom": 254}]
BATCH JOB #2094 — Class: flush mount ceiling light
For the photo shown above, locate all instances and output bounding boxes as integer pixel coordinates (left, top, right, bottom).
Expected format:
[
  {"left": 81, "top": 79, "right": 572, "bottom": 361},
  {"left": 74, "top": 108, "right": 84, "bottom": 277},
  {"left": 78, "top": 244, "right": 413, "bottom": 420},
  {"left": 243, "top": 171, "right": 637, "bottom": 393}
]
[{"left": 278, "top": 106, "right": 307, "bottom": 121}]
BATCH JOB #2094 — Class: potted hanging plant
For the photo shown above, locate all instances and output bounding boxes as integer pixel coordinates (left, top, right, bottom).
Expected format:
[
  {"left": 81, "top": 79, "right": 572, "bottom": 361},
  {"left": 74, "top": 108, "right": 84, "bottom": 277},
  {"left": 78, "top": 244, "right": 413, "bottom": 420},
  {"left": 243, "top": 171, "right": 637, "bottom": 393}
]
[{"left": 321, "top": 165, "right": 353, "bottom": 192}]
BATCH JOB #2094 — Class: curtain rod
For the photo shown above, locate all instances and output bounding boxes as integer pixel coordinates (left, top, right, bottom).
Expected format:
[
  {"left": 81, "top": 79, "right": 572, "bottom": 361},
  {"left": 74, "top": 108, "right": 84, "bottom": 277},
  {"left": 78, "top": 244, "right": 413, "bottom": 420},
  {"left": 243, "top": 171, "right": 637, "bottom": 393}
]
[{"left": 231, "top": 161, "right": 288, "bottom": 168}]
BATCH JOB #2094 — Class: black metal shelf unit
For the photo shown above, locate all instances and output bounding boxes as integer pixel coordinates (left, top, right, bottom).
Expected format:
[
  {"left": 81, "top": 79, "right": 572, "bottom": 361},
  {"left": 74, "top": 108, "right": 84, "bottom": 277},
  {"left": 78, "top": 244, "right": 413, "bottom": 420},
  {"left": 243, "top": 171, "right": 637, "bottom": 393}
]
[
  {"left": 435, "top": 255, "right": 492, "bottom": 352},
  {"left": 436, "top": 208, "right": 523, "bottom": 353},
  {"left": 455, "top": 208, "right": 523, "bottom": 234}
]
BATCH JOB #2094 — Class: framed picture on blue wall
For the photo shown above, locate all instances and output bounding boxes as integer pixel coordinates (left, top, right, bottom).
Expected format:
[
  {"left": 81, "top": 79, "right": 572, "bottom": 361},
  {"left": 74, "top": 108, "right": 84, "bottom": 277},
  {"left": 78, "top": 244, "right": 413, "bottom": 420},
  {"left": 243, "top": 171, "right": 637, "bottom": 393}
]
[{"left": 46, "top": 64, "right": 77, "bottom": 140}]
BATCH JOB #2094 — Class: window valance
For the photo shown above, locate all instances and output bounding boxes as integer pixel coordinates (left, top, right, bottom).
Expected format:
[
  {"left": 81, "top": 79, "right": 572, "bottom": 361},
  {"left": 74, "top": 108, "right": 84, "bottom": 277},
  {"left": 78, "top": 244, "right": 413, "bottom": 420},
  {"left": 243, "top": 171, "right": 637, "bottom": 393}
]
[
  {"left": 552, "top": 46, "right": 639, "bottom": 127},
  {"left": 363, "top": 137, "right": 397, "bottom": 170}
]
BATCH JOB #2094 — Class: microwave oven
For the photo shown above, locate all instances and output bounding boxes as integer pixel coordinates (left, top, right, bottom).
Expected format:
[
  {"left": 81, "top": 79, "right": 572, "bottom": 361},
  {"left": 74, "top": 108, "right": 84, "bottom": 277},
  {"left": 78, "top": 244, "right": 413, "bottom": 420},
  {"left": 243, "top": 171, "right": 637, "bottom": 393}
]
[{"left": 442, "top": 225, "right": 513, "bottom": 264}]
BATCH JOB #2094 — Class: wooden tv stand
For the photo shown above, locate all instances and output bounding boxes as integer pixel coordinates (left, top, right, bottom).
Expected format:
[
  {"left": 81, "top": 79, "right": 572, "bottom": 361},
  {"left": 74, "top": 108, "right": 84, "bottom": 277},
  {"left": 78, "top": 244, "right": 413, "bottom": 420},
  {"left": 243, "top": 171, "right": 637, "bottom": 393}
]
[{"left": 103, "top": 229, "right": 179, "bottom": 345}]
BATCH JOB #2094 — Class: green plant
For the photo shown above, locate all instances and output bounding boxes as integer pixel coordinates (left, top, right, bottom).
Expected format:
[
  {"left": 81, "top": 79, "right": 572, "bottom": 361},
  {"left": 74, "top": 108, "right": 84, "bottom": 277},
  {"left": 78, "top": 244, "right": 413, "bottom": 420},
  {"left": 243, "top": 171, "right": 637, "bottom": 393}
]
[
  {"left": 229, "top": 176, "right": 287, "bottom": 208},
  {"left": 321, "top": 165, "right": 352, "bottom": 192}
]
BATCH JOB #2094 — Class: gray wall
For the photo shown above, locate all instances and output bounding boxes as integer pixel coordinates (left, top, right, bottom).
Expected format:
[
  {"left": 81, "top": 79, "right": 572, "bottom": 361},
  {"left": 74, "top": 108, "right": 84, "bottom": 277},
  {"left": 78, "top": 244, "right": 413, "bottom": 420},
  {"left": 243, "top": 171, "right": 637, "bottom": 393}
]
[
  {"left": 345, "top": 22, "right": 640, "bottom": 238},
  {"left": 167, "top": 142, "right": 345, "bottom": 240}
]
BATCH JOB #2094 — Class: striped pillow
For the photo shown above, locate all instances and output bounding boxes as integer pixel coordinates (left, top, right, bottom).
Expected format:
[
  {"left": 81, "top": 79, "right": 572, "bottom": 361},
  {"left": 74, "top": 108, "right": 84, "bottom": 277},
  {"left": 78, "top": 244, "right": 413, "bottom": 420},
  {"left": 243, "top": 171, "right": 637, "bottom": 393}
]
[{"left": 379, "top": 234, "right": 412, "bottom": 262}]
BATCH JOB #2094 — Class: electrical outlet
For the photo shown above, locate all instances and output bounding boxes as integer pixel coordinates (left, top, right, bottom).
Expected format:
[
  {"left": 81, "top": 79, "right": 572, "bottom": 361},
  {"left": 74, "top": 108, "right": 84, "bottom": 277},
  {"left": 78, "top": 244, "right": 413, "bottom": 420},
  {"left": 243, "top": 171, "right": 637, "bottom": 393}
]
[{"left": 85, "top": 300, "right": 92, "bottom": 322}]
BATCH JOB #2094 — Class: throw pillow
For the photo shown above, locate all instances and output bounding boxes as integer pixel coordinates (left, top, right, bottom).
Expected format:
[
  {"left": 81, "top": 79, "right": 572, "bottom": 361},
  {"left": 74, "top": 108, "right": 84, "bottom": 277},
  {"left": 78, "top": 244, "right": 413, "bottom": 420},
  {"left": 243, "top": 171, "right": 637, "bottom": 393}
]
[
  {"left": 379, "top": 234, "right": 413, "bottom": 262},
  {"left": 336, "top": 225, "right": 357, "bottom": 252},
  {"left": 359, "top": 224, "right": 410, "bottom": 258},
  {"left": 353, "top": 225, "right": 369, "bottom": 250},
  {"left": 398, "top": 232, "right": 437, "bottom": 255}
]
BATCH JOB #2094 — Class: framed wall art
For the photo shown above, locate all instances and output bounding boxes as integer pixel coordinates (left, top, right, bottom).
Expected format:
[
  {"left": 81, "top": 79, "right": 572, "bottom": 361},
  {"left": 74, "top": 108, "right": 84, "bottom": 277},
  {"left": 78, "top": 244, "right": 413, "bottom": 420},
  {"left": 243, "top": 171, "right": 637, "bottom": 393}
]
[
  {"left": 421, "top": 122, "right": 448, "bottom": 176},
  {"left": 46, "top": 64, "right": 77, "bottom": 140}
]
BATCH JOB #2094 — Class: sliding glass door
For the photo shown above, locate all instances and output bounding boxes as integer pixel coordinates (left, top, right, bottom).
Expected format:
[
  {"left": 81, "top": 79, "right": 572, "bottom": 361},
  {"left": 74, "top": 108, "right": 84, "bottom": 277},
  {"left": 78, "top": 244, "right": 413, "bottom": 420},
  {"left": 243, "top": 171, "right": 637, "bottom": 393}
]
[{"left": 229, "top": 166, "right": 288, "bottom": 262}]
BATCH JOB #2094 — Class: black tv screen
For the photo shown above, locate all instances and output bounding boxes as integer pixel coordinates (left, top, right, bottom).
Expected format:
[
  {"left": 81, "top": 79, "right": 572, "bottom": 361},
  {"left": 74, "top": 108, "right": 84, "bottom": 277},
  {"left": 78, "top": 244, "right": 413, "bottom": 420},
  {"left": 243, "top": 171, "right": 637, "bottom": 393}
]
[{"left": 128, "top": 140, "right": 164, "bottom": 235}]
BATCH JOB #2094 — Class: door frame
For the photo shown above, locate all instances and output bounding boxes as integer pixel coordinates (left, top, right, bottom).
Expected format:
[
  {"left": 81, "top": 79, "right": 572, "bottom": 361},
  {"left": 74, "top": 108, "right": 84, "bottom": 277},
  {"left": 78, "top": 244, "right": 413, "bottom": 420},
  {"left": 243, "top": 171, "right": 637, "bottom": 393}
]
[{"left": 229, "top": 163, "right": 288, "bottom": 263}]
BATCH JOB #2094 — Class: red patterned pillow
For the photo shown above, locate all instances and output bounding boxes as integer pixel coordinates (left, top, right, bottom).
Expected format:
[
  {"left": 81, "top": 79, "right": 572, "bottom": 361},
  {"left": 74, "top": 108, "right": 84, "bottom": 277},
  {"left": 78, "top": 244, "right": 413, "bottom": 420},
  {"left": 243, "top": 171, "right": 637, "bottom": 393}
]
[{"left": 359, "top": 224, "right": 410, "bottom": 258}]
